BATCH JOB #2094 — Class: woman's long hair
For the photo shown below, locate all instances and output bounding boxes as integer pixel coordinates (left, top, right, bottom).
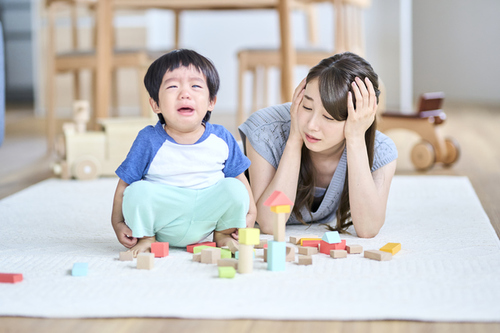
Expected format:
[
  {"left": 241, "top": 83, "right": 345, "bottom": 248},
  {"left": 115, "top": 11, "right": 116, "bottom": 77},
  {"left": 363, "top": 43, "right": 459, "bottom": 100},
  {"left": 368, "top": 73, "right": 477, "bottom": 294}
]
[{"left": 292, "top": 52, "right": 380, "bottom": 233}]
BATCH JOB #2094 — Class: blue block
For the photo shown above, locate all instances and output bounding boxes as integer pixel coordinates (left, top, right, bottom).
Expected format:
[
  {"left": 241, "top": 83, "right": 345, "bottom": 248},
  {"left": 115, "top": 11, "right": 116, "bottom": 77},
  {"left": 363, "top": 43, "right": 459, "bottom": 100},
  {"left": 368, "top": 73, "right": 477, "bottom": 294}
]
[
  {"left": 267, "top": 241, "right": 286, "bottom": 271},
  {"left": 322, "top": 231, "right": 341, "bottom": 244},
  {"left": 72, "top": 263, "right": 88, "bottom": 276}
]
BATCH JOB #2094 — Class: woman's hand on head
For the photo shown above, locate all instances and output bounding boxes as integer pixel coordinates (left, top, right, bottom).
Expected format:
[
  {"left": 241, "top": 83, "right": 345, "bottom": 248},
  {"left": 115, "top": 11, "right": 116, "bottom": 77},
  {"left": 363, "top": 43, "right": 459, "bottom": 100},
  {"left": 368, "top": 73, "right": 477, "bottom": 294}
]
[
  {"left": 344, "top": 77, "right": 378, "bottom": 140},
  {"left": 288, "top": 78, "right": 307, "bottom": 147}
]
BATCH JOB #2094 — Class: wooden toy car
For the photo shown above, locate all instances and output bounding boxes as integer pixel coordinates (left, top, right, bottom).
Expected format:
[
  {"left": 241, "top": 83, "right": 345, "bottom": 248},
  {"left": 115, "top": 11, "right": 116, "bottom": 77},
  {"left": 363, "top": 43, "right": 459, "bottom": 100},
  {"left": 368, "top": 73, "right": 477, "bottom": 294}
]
[
  {"left": 378, "top": 92, "right": 460, "bottom": 171},
  {"left": 53, "top": 101, "right": 156, "bottom": 180}
]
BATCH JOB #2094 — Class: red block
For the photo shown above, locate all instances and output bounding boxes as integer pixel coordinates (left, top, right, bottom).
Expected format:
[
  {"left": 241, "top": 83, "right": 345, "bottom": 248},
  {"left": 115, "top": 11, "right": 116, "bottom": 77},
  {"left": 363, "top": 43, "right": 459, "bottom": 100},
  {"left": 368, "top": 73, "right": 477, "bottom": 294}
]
[
  {"left": 186, "top": 241, "right": 216, "bottom": 253},
  {"left": 151, "top": 242, "right": 169, "bottom": 257},
  {"left": 320, "top": 240, "right": 346, "bottom": 254},
  {"left": 301, "top": 240, "right": 321, "bottom": 248},
  {"left": 333, "top": 239, "right": 346, "bottom": 250},
  {"left": 0, "top": 273, "right": 23, "bottom": 284}
]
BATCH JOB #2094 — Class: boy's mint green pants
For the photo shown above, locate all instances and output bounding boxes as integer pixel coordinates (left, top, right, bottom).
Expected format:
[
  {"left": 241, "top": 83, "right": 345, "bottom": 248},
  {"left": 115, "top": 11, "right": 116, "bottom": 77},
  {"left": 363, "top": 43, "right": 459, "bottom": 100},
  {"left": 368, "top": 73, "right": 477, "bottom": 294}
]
[{"left": 122, "top": 178, "right": 249, "bottom": 247}]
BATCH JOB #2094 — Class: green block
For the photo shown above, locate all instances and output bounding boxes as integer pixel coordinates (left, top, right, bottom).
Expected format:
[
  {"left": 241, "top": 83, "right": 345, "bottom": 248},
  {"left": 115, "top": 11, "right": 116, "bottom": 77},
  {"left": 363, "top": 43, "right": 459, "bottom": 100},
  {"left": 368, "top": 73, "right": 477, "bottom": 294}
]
[
  {"left": 221, "top": 248, "right": 232, "bottom": 259},
  {"left": 193, "top": 245, "right": 214, "bottom": 254},
  {"left": 218, "top": 266, "right": 236, "bottom": 278}
]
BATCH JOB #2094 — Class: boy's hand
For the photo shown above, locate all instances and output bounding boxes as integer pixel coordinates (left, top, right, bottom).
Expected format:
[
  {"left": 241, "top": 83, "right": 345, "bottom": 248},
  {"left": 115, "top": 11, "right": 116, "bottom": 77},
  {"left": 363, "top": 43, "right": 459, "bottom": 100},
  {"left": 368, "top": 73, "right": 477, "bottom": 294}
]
[{"left": 113, "top": 221, "right": 137, "bottom": 248}]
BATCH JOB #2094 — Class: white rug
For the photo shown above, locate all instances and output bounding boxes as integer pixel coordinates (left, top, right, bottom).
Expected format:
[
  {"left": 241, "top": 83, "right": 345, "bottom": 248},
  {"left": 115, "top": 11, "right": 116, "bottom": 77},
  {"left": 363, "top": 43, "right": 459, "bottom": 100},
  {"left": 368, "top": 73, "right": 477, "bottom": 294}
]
[{"left": 0, "top": 176, "right": 499, "bottom": 321}]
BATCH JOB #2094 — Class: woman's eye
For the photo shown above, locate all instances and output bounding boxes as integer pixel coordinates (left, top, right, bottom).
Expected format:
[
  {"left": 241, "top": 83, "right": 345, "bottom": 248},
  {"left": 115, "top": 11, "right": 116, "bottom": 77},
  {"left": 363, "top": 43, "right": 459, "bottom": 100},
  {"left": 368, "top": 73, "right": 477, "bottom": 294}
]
[
  {"left": 303, "top": 105, "right": 312, "bottom": 111},
  {"left": 323, "top": 115, "right": 335, "bottom": 121},
  {"left": 167, "top": 85, "right": 177, "bottom": 89},
  {"left": 193, "top": 85, "right": 202, "bottom": 88}
]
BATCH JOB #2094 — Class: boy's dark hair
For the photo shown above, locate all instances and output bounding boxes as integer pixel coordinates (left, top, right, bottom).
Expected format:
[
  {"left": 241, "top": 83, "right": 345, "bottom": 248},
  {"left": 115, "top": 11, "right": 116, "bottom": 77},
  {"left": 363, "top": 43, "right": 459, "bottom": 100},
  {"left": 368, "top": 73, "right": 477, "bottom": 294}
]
[{"left": 144, "top": 49, "right": 220, "bottom": 124}]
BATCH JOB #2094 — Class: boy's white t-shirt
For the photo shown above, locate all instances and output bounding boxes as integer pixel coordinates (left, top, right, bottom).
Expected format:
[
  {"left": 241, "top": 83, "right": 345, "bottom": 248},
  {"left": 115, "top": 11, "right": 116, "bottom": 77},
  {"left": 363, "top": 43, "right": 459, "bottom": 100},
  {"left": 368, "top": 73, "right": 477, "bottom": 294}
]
[{"left": 116, "top": 121, "right": 250, "bottom": 189}]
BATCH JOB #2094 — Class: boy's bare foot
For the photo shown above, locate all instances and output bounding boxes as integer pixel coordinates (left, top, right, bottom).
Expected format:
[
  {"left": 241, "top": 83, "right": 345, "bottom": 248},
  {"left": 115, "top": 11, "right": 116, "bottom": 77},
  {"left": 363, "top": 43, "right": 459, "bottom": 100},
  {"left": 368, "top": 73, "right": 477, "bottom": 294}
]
[
  {"left": 213, "top": 229, "right": 237, "bottom": 248},
  {"left": 127, "top": 236, "right": 156, "bottom": 258}
]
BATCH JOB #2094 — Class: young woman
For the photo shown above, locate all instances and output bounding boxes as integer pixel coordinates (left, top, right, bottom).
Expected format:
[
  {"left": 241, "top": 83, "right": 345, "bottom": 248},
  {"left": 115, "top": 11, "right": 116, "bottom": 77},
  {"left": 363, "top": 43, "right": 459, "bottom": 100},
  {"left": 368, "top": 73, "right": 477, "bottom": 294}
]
[{"left": 239, "top": 52, "right": 397, "bottom": 238}]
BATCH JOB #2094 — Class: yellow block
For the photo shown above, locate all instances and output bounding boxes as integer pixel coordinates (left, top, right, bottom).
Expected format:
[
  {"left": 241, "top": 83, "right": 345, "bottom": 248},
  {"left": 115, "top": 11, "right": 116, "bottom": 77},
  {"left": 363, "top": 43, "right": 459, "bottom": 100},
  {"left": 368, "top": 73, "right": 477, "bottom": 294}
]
[
  {"left": 238, "top": 228, "right": 260, "bottom": 246},
  {"left": 299, "top": 238, "right": 322, "bottom": 246},
  {"left": 379, "top": 243, "right": 401, "bottom": 255},
  {"left": 271, "top": 205, "right": 291, "bottom": 213}
]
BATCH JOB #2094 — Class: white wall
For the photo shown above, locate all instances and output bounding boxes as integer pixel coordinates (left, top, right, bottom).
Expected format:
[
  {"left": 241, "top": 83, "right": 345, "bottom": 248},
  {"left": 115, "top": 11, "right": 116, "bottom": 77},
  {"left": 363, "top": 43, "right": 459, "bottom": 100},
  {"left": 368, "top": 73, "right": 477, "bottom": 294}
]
[{"left": 413, "top": 0, "right": 500, "bottom": 105}]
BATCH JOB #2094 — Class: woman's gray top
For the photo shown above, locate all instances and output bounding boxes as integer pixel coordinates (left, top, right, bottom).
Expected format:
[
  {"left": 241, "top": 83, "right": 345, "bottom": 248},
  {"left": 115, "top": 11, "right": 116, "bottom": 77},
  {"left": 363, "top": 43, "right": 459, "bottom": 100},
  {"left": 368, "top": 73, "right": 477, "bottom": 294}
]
[{"left": 239, "top": 103, "right": 398, "bottom": 226}]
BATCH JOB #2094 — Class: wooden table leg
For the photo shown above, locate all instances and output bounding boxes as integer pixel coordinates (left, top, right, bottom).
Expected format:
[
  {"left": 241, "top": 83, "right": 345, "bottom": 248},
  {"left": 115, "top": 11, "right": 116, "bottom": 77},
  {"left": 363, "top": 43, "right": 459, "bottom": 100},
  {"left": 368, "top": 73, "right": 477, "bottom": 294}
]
[
  {"left": 278, "top": 0, "right": 295, "bottom": 103},
  {"left": 94, "top": 0, "right": 113, "bottom": 129}
]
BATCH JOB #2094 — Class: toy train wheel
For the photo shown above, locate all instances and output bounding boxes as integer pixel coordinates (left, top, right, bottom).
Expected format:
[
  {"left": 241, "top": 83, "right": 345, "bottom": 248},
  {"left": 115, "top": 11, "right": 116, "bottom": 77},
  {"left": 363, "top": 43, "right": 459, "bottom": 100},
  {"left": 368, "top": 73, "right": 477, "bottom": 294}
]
[
  {"left": 411, "top": 141, "right": 436, "bottom": 171},
  {"left": 72, "top": 156, "right": 101, "bottom": 180},
  {"left": 442, "top": 137, "right": 460, "bottom": 167}
]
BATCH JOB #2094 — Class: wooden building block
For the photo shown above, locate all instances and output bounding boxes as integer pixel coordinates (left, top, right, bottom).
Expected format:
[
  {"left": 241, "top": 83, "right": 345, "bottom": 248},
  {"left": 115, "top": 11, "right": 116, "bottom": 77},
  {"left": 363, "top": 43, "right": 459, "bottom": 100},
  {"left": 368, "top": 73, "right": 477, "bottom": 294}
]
[
  {"left": 151, "top": 242, "right": 169, "bottom": 258},
  {"left": 330, "top": 250, "right": 347, "bottom": 259},
  {"left": 263, "top": 190, "right": 294, "bottom": 207},
  {"left": 192, "top": 253, "right": 201, "bottom": 262},
  {"left": 380, "top": 243, "right": 401, "bottom": 255},
  {"left": 0, "top": 273, "right": 23, "bottom": 284},
  {"left": 364, "top": 250, "right": 392, "bottom": 261},
  {"left": 255, "top": 239, "right": 268, "bottom": 249},
  {"left": 239, "top": 228, "right": 261, "bottom": 245},
  {"left": 286, "top": 245, "right": 295, "bottom": 262},
  {"left": 193, "top": 245, "right": 216, "bottom": 254},
  {"left": 186, "top": 241, "right": 216, "bottom": 253},
  {"left": 72, "top": 263, "right": 88, "bottom": 276},
  {"left": 273, "top": 213, "right": 286, "bottom": 242},
  {"left": 297, "top": 256, "right": 313, "bottom": 265},
  {"left": 263, "top": 248, "right": 268, "bottom": 262},
  {"left": 346, "top": 244, "right": 363, "bottom": 254},
  {"left": 238, "top": 244, "right": 254, "bottom": 274},
  {"left": 201, "top": 248, "right": 222, "bottom": 264},
  {"left": 289, "top": 235, "right": 319, "bottom": 245},
  {"left": 322, "top": 231, "right": 341, "bottom": 244},
  {"left": 298, "top": 246, "right": 318, "bottom": 255},
  {"left": 227, "top": 239, "right": 240, "bottom": 254},
  {"left": 235, "top": 249, "right": 255, "bottom": 260},
  {"left": 300, "top": 238, "right": 322, "bottom": 247},
  {"left": 267, "top": 241, "right": 286, "bottom": 271},
  {"left": 319, "top": 240, "right": 339, "bottom": 255},
  {"left": 137, "top": 253, "right": 154, "bottom": 269},
  {"left": 218, "top": 266, "right": 236, "bottom": 279},
  {"left": 270, "top": 205, "right": 290, "bottom": 213},
  {"left": 217, "top": 258, "right": 239, "bottom": 269},
  {"left": 332, "top": 239, "right": 347, "bottom": 250},
  {"left": 119, "top": 251, "right": 134, "bottom": 261},
  {"left": 220, "top": 248, "right": 232, "bottom": 259}
]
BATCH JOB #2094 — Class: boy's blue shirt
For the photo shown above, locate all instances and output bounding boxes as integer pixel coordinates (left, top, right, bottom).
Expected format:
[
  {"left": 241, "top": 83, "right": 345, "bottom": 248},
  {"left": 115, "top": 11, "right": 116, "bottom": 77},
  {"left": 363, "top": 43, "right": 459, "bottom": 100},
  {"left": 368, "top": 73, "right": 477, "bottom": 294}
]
[{"left": 116, "top": 121, "right": 250, "bottom": 189}]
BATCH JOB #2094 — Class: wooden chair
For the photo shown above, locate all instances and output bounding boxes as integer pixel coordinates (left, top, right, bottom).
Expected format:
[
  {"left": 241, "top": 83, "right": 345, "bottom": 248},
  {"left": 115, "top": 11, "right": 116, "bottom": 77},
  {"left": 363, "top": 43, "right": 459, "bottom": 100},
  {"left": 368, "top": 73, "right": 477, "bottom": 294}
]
[
  {"left": 377, "top": 92, "right": 460, "bottom": 171},
  {"left": 45, "top": 0, "right": 163, "bottom": 151},
  {"left": 236, "top": 0, "right": 371, "bottom": 126},
  {"left": 237, "top": 49, "right": 334, "bottom": 125}
]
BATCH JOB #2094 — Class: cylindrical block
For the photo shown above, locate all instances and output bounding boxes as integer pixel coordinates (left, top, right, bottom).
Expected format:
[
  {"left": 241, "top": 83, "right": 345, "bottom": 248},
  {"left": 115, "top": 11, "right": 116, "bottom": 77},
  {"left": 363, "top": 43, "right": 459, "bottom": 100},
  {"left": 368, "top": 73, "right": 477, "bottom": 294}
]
[{"left": 238, "top": 244, "right": 254, "bottom": 274}]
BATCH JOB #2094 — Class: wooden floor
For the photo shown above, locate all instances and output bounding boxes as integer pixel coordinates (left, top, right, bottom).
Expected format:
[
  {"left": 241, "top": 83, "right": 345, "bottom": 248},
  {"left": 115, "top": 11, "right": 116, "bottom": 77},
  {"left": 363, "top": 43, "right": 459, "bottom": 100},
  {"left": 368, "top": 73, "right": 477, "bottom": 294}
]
[{"left": 1, "top": 103, "right": 499, "bottom": 332}]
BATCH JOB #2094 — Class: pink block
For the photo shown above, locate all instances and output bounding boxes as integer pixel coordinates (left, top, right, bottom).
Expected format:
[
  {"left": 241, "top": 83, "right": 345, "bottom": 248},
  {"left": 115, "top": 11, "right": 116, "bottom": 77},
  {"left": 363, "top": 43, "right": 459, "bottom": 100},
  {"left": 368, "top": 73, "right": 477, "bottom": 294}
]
[
  {"left": 151, "top": 242, "right": 169, "bottom": 257},
  {"left": 186, "top": 241, "right": 216, "bottom": 253},
  {"left": 0, "top": 273, "right": 23, "bottom": 284}
]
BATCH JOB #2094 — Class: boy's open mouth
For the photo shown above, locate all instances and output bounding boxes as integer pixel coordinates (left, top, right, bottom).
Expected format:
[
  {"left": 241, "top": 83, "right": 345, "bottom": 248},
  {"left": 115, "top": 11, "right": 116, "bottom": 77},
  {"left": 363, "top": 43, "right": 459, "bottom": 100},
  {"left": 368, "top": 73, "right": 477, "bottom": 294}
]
[{"left": 178, "top": 107, "right": 194, "bottom": 114}]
